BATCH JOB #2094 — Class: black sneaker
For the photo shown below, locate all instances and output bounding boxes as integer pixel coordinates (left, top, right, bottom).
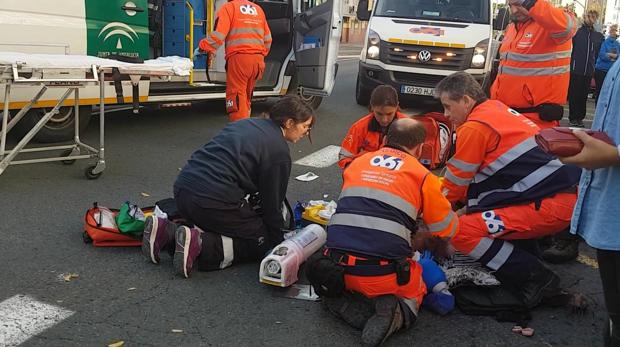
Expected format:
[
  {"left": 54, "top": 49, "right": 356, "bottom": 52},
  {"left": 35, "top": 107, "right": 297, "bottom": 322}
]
[
  {"left": 569, "top": 120, "right": 586, "bottom": 128},
  {"left": 361, "top": 295, "right": 404, "bottom": 347},
  {"left": 542, "top": 238, "right": 579, "bottom": 264}
]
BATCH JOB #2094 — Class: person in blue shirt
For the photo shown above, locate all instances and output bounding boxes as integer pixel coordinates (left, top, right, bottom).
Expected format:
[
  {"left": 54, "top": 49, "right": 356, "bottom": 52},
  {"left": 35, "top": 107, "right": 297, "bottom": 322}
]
[
  {"left": 594, "top": 24, "right": 619, "bottom": 104},
  {"left": 560, "top": 60, "right": 620, "bottom": 347}
]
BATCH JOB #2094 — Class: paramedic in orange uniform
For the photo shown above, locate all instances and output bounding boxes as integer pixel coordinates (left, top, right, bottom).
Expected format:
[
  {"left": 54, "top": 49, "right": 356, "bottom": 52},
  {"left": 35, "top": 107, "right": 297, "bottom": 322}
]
[
  {"left": 197, "top": 0, "right": 272, "bottom": 121},
  {"left": 490, "top": 0, "right": 577, "bottom": 129},
  {"left": 436, "top": 72, "right": 580, "bottom": 308},
  {"left": 315, "top": 118, "right": 458, "bottom": 346},
  {"left": 338, "top": 85, "right": 408, "bottom": 169}
]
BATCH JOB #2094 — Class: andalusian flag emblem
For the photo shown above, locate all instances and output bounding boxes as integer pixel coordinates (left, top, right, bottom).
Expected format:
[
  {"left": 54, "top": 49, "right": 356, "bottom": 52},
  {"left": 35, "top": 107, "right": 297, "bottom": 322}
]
[{"left": 86, "top": 0, "right": 149, "bottom": 59}]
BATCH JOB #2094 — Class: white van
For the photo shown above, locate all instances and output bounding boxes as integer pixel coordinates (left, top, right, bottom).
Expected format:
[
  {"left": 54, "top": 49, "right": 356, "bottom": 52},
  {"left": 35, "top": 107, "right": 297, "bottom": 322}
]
[
  {"left": 354, "top": 0, "right": 507, "bottom": 105},
  {"left": 0, "top": 0, "right": 341, "bottom": 142}
]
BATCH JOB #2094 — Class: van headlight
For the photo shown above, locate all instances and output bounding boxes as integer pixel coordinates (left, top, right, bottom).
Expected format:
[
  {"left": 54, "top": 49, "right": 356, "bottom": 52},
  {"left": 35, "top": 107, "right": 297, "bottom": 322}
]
[
  {"left": 367, "top": 30, "right": 380, "bottom": 59},
  {"left": 471, "top": 39, "right": 488, "bottom": 68}
]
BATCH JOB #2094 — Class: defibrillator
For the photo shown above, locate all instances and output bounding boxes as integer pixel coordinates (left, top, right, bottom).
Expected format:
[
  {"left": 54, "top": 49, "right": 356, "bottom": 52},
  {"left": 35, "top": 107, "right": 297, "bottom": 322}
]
[{"left": 259, "top": 224, "right": 327, "bottom": 287}]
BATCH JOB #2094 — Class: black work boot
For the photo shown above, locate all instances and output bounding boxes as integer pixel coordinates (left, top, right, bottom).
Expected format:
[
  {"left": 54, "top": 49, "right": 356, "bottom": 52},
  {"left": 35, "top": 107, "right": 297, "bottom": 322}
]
[
  {"left": 323, "top": 292, "right": 374, "bottom": 330},
  {"left": 519, "top": 266, "right": 562, "bottom": 308},
  {"left": 361, "top": 295, "right": 404, "bottom": 347},
  {"left": 542, "top": 238, "right": 579, "bottom": 264},
  {"left": 491, "top": 244, "right": 562, "bottom": 308}
]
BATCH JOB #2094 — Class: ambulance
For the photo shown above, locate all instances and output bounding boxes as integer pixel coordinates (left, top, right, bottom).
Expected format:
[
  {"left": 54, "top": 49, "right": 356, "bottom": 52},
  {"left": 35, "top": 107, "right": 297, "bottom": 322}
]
[
  {"left": 355, "top": 0, "right": 508, "bottom": 105},
  {"left": 0, "top": 0, "right": 341, "bottom": 142}
]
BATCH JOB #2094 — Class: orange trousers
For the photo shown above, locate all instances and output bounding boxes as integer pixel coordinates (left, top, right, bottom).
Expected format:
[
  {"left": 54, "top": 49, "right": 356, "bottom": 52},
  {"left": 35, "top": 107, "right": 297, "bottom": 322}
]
[
  {"left": 451, "top": 192, "right": 577, "bottom": 255},
  {"left": 225, "top": 53, "right": 265, "bottom": 122},
  {"left": 344, "top": 259, "right": 426, "bottom": 314}
]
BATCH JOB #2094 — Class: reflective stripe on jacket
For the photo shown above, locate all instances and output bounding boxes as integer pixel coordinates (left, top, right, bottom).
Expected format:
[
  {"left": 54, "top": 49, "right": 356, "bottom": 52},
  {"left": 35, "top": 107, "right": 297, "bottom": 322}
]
[
  {"left": 198, "top": 0, "right": 272, "bottom": 59},
  {"left": 442, "top": 100, "right": 581, "bottom": 212},
  {"left": 328, "top": 147, "right": 458, "bottom": 259},
  {"left": 491, "top": 0, "right": 577, "bottom": 112},
  {"left": 338, "top": 112, "right": 408, "bottom": 169}
]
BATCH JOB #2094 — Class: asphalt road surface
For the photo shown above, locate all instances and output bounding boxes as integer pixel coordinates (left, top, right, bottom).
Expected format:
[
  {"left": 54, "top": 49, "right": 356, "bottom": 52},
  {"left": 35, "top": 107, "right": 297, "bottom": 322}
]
[{"left": 0, "top": 56, "right": 604, "bottom": 347}]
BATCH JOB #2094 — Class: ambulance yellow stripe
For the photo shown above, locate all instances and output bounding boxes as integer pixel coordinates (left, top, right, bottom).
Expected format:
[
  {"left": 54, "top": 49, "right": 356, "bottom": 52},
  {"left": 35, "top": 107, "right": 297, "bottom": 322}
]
[{"left": 0, "top": 96, "right": 149, "bottom": 110}]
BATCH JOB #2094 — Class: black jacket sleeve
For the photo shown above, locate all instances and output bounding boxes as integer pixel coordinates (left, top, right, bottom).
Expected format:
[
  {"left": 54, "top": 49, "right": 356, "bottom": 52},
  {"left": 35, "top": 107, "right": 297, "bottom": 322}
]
[{"left": 258, "top": 160, "right": 291, "bottom": 246}]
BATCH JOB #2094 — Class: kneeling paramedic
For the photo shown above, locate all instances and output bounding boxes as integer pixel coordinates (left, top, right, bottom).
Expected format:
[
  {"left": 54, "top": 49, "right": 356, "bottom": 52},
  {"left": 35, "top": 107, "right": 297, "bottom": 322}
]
[
  {"left": 338, "top": 85, "right": 408, "bottom": 169},
  {"left": 307, "top": 118, "right": 458, "bottom": 347},
  {"left": 196, "top": 0, "right": 272, "bottom": 122},
  {"left": 140, "top": 96, "right": 314, "bottom": 278},
  {"left": 436, "top": 72, "right": 581, "bottom": 308}
]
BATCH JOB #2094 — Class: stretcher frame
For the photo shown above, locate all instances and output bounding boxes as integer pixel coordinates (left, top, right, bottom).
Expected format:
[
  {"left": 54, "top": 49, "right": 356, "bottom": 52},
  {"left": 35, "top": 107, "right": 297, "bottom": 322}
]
[{"left": 0, "top": 63, "right": 174, "bottom": 179}]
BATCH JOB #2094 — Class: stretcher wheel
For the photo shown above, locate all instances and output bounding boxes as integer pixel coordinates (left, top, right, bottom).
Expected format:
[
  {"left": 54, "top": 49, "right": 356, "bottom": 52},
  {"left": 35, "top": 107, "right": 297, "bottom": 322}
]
[
  {"left": 84, "top": 165, "right": 102, "bottom": 180},
  {"left": 61, "top": 149, "right": 76, "bottom": 165},
  {"left": 82, "top": 231, "right": 93, "bottom": 244}
]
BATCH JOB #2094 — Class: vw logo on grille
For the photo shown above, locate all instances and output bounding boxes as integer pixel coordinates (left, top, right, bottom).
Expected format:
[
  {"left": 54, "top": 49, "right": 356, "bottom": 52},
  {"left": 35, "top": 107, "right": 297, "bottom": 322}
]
[{"left": 418, "top": 50, "right": 432, "bottom": 62}]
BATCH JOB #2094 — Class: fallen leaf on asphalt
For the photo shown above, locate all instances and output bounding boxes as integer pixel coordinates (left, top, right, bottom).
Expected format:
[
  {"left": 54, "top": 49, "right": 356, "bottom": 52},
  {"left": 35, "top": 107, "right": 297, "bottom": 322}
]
[
  {"left": 171, "top": 329, "right": 183, "bottom": 333},
  {"left": 127, "top": 287, "right": 136, "bottom": 291},
  {"left": 275, "top": 321, "right": 282, "bottom": 324},
  {"left": 63, "top": 273, "right": 79, "bottom": 282},
  {"left": 108, "top": 341, "right": 124, "bottom": 347},
  {"left": 141, "top": 192, "right": 151, "bottom": 197}
]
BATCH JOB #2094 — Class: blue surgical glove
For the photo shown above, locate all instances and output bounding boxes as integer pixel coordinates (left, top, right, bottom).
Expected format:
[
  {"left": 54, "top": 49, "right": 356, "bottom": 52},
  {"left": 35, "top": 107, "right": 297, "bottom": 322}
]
[
  {"left": 193, "top": 47, "right": 205, "bottom": 58},
  {"left": 423, "top": 291, "right": 455, "bottom": 316},
  {"left": 418, "top": 257, "right": 447, "bottom": 292}
]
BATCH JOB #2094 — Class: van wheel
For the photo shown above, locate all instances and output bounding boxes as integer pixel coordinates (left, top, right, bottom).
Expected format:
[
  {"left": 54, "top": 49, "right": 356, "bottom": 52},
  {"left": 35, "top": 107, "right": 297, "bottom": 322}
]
[
  {"left": 287, "top": 77, "right": 323, "bottom": 110},
  {"left": 355, "top": 76, "right": 371, "bottom": 106},
  {"left": 11, "top": 106, "right": 92, "bottom": 143}
]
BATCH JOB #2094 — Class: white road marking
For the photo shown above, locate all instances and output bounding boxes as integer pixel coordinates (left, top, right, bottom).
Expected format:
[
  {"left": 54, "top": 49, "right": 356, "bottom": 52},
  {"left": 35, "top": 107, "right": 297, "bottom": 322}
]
[
  {"left": 0, "top": 295, "right": 74, "bottom": 347},
  {"left": 294, "top": 145, "right": 341, "bottom": 168}
]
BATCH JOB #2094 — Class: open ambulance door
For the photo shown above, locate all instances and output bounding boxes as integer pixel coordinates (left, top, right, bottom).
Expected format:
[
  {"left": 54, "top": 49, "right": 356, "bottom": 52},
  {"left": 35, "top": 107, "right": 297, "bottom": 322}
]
[{"left": 293, "top": 0, "right": 342, "bottom": 97}]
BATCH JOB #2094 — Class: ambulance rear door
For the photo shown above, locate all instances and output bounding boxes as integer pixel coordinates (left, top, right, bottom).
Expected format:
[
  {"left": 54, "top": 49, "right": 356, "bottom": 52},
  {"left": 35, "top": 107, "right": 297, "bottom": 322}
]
[{"left": 293, "top": 0, "right": 342, "bottom": 97}]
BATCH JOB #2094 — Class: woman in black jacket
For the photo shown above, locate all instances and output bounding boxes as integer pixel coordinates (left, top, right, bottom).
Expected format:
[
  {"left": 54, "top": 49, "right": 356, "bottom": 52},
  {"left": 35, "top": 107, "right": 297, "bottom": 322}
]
[{"left": 142, "top": 95, "right": 314, "bottom": 278}]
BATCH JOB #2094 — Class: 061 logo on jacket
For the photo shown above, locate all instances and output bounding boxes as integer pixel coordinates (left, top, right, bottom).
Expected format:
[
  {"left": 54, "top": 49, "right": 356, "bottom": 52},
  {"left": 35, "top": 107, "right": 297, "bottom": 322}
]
[{"left": 370, "top": 155, "right": 404, "bottom": 171}]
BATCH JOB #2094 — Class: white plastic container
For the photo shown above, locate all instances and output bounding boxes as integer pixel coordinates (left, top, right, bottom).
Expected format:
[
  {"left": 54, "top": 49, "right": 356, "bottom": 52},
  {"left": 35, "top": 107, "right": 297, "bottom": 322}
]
[{"left": 259, "top": 224, "right": 327, "bottom": 287}]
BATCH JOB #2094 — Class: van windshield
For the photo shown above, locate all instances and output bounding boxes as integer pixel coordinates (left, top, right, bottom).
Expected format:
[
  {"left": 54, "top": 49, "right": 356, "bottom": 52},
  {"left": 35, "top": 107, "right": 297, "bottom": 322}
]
[{"left": 374, "top": 0, "right": 490, "bottom": 24}]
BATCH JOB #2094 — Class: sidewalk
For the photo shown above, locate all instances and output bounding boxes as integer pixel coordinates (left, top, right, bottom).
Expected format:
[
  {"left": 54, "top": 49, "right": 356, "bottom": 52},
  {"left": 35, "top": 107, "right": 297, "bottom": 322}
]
[{"left": 339, "top": 42, "right": 363, "bottom": 57}]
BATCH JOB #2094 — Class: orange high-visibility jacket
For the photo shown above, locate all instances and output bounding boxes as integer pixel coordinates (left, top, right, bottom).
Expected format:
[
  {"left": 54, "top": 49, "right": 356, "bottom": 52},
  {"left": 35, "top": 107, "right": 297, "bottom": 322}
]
[
  {"left": 442, "top": 100, "right": 580, "bottom": 212},
  {"left": 327, "top": 146, "right": 458, "bottom": 259},
  {"left": 338, "top": 112, "right": 408, "bottom": 169},
  {"left": 199, "top": 0, "right": 272, "bottom": 59},
  {"left": 490, "top": 0, "right": 577, "bottom": 113}
]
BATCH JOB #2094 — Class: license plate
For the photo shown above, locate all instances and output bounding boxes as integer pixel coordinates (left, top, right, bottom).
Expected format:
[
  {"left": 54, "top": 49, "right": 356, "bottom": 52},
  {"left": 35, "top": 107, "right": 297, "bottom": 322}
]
[{"left": 401, "top": 85, "right": 435, "bottom": 96}]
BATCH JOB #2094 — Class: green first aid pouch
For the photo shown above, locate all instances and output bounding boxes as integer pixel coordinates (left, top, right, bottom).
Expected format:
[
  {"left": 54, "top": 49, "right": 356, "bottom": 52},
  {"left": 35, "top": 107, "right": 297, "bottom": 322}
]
[{"left": 115, "top": 201, "right": 146, "bottom": 235}]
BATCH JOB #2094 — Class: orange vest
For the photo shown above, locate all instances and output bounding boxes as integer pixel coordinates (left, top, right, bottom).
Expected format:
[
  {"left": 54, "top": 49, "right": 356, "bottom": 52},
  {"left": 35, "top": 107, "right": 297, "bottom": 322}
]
[
  {"left": 443, "top": 100, "right": 580, "bottom": 212},
  {"left": 490, "top": 0, "right": 576, "bottom": 125},
  {"left": 198, "top": 0, "right": 272, "bottom": 59},
  {"left": 328, "top": 147, "right": 457, "bottom": 259},
  {"left": 338, "top": 112, "right": 408, "bottom": 169}
]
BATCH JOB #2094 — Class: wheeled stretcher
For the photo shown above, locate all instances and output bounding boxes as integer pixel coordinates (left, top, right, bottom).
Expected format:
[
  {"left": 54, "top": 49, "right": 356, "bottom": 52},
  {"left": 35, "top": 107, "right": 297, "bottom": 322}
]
[{"left": 0, "top": 52, "right": 191, "bottom": 179}]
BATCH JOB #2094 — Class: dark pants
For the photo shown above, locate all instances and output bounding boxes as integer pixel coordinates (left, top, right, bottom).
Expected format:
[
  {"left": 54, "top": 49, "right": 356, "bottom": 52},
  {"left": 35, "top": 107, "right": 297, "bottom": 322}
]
[
  {"left": 595, "top": 69, "right": 608, "bottom": 105},
  {"left": 174, "top": 188, "right": 271, "bottom": 271},
  {"left": 568, "top": 73, "right": 591, "bottom": 123},
  {"left": 597, "top": 249, "right": 620, "bottom": 347}
]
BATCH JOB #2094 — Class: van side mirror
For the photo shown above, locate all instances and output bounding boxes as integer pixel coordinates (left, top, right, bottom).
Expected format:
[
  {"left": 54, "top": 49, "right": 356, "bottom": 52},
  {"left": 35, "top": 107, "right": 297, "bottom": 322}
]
[
  {"left": 357, "top": 0, "right": 371, "bottom": 21},
  {"left": 493, "top": 7, "right": 510, "bottom": 31}
]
